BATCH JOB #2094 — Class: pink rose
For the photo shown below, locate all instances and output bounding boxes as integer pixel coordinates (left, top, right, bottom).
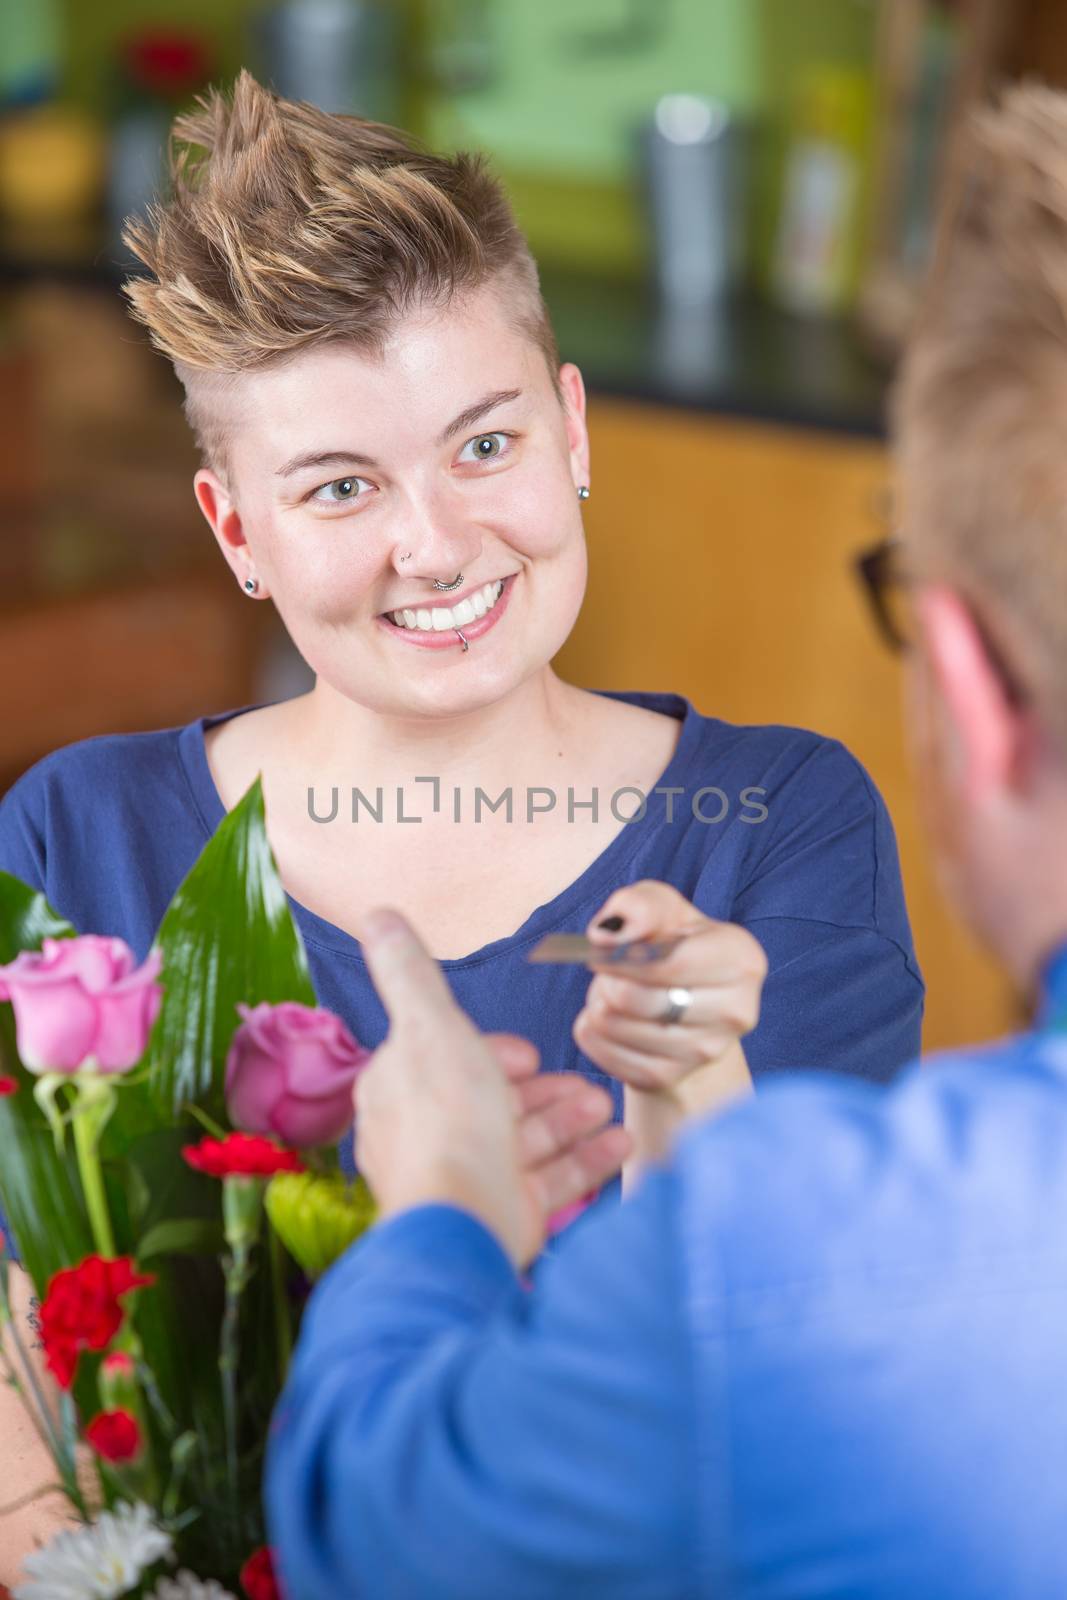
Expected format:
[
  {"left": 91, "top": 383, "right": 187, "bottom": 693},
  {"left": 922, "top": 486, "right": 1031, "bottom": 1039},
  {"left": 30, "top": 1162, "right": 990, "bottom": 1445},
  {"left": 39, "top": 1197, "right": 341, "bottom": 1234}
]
[
  {"left": 0, "top": 936, "right": 163, "bottom": 1074},
  {"left": 225, "top": 1001, "right": 369, "bottom": 1149}
]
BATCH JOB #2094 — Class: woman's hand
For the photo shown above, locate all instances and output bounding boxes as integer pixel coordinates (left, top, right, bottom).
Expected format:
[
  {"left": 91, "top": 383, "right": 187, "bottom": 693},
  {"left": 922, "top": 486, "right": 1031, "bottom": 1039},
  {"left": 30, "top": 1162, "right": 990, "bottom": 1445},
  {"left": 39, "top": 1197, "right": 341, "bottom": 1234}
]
[
  {"left": 572, "top": 881, "right": 767, "bottom": 1175},
  {"left": 355, "top": 910, "right": 631, "bottom": 1268}
]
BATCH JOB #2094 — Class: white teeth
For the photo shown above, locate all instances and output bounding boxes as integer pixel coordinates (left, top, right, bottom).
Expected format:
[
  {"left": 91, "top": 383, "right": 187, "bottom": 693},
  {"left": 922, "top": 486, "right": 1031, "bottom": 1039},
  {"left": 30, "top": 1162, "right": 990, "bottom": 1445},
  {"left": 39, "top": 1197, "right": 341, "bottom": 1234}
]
[{"left": 390, "top": 580, "right": 504, "bottom": 631}]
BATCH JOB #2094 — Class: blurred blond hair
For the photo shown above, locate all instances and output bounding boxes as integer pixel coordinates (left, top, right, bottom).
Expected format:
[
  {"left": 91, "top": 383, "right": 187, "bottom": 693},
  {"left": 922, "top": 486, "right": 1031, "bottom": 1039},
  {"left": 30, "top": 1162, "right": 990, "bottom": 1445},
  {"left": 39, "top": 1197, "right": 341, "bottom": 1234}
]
[
  {"left": 121, "top": 70, "right": 558, "bottom": 476},
  {"left": 895, "top": 83, "right": 1067, "bottom": 745}
]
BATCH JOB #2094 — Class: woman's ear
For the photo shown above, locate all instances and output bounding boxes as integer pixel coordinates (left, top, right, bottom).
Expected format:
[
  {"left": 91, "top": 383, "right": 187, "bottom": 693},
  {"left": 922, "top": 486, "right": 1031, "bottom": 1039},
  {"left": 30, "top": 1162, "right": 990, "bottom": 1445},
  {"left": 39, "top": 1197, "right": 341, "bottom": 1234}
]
[
  {"left": 916, "top": 585, "right": 1024, "bottom": 802},
  {"left": 557, "top": 362, "right": 590, "bottom": 492},
  {"left": 193, "top": 469, "right": 263, "bottom": 595}
]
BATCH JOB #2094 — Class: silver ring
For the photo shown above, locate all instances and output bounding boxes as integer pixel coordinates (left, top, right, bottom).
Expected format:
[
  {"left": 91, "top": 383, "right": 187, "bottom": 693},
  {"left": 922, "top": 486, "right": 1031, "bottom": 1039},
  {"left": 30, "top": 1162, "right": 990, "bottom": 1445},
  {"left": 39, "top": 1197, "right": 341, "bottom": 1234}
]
[
  {"left": 433, "top": 573, "right": 464, "bottom": 592},
  {"left": 658, "top": 986, "right": 692, "bottom": 1026}
]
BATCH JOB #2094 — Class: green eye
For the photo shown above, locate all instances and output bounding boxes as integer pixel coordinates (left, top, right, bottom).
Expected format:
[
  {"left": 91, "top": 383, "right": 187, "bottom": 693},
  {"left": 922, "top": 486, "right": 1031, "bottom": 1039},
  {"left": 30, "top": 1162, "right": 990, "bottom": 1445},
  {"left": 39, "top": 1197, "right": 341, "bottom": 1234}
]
[
  {"left": 458, "top": 432, "right": 509, "bottom": 463},
  {"left": 313, "top": 476, "right": 369, "bottom": 503}
]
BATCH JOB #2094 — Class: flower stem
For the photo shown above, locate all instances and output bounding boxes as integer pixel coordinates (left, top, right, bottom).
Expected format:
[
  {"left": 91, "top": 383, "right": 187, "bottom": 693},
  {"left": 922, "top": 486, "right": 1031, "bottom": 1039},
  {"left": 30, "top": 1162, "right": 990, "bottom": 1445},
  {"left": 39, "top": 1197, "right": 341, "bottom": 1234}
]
[
  {"left": 219, "top": 1244, "right": 252, "bottom": 1532},
  {"left": 135, "top": 1354, "right": 177, "bottom": 1441},
  {"left": 269, "top": 1228, "right": 292, "bottom": 1381},
  {"left": 72, "top": 1102, "right": 117, "bottom": 1259}
]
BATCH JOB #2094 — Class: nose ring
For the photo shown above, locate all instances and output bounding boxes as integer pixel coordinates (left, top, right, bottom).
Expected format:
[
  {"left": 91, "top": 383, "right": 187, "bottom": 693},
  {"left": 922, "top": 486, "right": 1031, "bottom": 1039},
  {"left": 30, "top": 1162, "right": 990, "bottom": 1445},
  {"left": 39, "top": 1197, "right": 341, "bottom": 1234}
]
[{"left": 433, "top": 573, "right": 464, "bottom": 592}]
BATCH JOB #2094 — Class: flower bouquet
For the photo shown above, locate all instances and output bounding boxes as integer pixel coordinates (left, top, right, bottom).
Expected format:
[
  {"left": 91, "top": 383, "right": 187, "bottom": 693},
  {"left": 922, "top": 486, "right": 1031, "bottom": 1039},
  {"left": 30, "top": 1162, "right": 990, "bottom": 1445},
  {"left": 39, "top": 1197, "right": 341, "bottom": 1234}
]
[{"left": 0, "top": 781, "right": 375, "bottom": 1597}]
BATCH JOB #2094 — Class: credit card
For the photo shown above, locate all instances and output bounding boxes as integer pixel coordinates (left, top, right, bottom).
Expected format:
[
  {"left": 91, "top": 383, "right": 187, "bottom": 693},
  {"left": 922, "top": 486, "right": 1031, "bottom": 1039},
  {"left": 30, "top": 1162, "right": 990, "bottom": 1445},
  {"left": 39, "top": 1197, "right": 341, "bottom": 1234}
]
[{"left": 526, "top": 932, "right": 689, "bottom": 967}]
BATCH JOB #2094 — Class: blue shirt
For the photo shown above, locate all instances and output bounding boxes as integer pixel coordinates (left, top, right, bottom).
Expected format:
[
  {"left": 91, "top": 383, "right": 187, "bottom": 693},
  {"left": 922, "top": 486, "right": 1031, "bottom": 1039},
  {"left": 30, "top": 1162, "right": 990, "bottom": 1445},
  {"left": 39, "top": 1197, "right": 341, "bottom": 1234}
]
[
  {"left": 0, "top": 691, "right": 922, "bottom": 1153},
  {"left": 265, "top": 948, "right": 1067, "bottom": 1599}
]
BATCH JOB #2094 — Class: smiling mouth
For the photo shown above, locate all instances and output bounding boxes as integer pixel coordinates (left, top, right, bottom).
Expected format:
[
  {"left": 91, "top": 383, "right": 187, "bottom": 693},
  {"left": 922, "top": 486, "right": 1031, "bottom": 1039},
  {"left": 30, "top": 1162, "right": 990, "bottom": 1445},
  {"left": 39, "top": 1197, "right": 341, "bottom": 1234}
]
[{"left": 383, "top": 578, "right": 507, "bottom": 633}]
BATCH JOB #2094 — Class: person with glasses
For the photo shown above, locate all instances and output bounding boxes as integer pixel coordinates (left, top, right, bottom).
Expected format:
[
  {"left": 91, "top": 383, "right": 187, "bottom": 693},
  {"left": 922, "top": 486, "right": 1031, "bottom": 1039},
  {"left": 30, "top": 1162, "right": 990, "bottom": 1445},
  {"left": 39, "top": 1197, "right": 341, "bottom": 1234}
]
[{"left": 266, "top": 85, "right": 1067, "bottom": 1598}]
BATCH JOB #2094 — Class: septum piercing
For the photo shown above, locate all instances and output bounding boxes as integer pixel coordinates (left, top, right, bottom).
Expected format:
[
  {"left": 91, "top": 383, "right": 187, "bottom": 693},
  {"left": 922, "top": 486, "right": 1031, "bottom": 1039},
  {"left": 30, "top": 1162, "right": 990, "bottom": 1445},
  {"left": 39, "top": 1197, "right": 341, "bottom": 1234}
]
[{"left": 433, "top": 573, "right": 464, "bottom": 592}]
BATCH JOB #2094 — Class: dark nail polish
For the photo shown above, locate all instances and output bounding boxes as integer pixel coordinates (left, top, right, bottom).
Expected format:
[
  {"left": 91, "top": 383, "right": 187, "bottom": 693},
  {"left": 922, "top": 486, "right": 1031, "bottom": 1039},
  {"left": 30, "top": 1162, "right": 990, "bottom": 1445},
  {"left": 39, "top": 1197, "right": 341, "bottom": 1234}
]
[{"left": 597, "top": 914, "right": 625, "bottom": 933}]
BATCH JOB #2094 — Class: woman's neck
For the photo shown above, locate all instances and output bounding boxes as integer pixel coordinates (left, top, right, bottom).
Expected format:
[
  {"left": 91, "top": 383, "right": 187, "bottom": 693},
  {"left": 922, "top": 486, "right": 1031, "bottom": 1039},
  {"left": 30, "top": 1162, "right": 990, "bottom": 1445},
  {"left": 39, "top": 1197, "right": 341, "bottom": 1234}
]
[{"left": 283, "top": 670, "right": 594, "bottom": 797}]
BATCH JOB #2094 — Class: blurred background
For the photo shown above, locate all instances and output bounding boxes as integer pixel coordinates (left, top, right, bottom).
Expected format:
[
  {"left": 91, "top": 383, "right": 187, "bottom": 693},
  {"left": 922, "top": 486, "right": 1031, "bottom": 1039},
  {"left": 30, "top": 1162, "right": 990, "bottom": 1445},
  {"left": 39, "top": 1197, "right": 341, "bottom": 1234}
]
[{"left": 0, "top": 0, "right": 1059, "bottom": 1050}]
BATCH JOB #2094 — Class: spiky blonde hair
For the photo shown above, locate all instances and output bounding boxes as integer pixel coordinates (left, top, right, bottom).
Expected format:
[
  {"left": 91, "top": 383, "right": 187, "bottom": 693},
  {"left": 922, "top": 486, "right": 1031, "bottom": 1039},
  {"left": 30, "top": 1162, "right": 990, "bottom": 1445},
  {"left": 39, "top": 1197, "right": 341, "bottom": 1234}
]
[
  {"left": 122, "top": 70, "right": 558, "bottom": 476},
  {"left": 896, "top": 84, "right": 1067, "bottom": 746}
]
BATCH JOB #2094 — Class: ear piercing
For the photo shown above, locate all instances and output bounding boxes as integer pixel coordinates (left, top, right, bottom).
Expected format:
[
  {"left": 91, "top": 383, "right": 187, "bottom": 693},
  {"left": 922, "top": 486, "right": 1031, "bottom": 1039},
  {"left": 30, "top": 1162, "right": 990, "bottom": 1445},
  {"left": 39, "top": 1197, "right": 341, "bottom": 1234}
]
[
  {"left": 578, "top": 485, "right": 590, "bottom": 500},
  {"left": 244, "top": 576, "right": 258, "bottom": 594}
]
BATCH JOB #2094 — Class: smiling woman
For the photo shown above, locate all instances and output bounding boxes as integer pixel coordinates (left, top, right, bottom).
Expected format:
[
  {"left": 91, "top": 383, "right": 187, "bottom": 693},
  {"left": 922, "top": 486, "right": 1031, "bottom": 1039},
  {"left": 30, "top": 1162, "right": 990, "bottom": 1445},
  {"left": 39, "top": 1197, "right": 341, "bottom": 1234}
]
[{"left": 0, "top": 68, "right": 923, "bottom": 1578}]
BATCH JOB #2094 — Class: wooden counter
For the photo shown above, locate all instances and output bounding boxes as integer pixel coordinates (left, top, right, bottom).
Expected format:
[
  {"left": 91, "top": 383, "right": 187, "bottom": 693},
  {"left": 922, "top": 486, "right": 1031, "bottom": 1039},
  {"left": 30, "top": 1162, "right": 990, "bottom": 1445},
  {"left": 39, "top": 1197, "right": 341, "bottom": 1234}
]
[{"left": 557, "top": 398, "right": 1022, "bottom": 1053}]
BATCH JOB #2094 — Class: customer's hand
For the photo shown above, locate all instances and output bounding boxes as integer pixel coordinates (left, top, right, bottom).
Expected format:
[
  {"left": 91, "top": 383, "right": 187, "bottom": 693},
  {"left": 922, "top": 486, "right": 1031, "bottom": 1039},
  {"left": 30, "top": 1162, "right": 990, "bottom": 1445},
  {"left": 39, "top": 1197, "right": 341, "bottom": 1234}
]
[
  {"left": 573, "top": 882, "right": 767, "bottom": 1169},
  {"left": 354, "top": 909, "right": 631, "bottom": 1267}
]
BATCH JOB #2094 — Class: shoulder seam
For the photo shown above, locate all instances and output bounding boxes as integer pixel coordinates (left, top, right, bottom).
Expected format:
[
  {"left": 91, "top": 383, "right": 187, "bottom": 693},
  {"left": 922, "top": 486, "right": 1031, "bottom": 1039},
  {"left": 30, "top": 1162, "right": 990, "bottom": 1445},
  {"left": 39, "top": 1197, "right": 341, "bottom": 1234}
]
[{"left": 741, "top": 913, "right": 925, "bottom": 989}]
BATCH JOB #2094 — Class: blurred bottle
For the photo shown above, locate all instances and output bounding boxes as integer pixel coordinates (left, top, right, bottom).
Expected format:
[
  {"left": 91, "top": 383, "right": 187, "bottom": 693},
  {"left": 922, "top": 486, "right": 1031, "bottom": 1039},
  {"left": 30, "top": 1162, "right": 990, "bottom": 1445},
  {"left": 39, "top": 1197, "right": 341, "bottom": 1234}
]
[
  {"left": 107, "top": 30, "right": 211, "bottom": 255},
  {"left": 771, "top": 66, "right": 871, "bottom": 317},
  {"left": 641, "top": 94, "right": 746, "bottom": 308},
  {"left": 254, "top": 0, "right": 400, "bottom": 122}
]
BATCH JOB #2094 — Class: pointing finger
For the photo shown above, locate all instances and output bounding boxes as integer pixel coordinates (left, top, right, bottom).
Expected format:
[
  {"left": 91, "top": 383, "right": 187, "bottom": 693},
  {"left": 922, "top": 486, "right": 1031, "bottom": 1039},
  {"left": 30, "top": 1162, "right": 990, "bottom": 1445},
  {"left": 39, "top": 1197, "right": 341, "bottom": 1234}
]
[{"left": 355, "top": 908, "right": 459, "bottom": 1031}]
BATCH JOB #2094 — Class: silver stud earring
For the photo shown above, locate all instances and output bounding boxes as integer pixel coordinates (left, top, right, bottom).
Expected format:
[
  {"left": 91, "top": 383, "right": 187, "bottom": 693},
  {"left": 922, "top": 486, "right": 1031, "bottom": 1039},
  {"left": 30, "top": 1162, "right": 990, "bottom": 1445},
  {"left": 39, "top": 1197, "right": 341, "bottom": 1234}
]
[
  {"left": 244, "top": 576, "right": 258, "bottom": 594},
  {"left": 577, "top": 485, "right": 590, "bottom": 501}
]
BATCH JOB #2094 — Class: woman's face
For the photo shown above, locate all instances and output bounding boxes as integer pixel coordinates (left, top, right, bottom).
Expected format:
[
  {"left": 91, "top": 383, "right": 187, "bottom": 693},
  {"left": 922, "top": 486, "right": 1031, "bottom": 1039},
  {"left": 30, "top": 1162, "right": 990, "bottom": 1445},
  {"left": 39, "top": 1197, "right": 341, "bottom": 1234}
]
[{"left": 195, "top": 284, "right": 591, "bottom": 720}]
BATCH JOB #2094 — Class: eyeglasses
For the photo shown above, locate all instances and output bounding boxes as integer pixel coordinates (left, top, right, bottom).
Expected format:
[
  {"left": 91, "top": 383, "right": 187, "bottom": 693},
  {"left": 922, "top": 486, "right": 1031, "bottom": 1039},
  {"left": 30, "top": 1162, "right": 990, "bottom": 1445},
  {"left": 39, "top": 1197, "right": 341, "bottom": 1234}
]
[
  {"left": 853, "top": 535, "right": 1029, "bottom": 708},
  {"left": 854, "top": 536, "right": 913, "bottom": 653}
]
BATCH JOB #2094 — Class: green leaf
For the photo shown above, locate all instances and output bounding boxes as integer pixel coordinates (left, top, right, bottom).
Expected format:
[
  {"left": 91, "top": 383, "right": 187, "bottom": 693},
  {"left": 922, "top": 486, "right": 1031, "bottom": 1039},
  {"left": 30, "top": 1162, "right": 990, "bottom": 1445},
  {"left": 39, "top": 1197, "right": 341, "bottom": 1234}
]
[
  {"left": 0, "top": 876, "right": 91, "bottom": 1294},
  {"left": 137, "top": 1218, "right": 225, "bottom": 1260},
  {"left": 143, "top": 777, "right": 317, "bottom": 1120},
  {"left": 0, "top": 872, "right": 75, "bottom": 963}
]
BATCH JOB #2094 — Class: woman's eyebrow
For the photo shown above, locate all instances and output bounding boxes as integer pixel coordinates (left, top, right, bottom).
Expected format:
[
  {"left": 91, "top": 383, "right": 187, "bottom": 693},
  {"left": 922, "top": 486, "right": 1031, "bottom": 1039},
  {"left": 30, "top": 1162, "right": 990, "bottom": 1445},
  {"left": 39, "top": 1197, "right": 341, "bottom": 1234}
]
[
  {"left": 436, "top": 388, "right": 523, "bottom": 446},
  {"left": 275, "top": 388, "right": 523, "bottom": 478}
]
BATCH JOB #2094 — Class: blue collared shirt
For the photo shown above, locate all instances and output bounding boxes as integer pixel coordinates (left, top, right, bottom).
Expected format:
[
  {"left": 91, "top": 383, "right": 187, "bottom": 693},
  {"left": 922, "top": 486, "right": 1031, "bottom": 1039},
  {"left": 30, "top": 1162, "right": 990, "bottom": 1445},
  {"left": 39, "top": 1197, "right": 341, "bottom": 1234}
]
[{"left": 266, "top": 944, "right": 1067, "bottom": 1598}]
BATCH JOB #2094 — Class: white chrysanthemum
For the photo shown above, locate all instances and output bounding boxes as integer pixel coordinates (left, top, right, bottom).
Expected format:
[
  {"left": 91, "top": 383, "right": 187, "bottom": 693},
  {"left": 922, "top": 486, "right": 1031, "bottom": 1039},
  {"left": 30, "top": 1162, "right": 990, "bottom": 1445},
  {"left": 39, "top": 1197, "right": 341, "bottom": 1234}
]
[
  {"left": 145, "top": 1573, "right": 236, "bottom": 1600},
  {"left": 14, "top": 1501, "right": 173, "bottom": 1600}
]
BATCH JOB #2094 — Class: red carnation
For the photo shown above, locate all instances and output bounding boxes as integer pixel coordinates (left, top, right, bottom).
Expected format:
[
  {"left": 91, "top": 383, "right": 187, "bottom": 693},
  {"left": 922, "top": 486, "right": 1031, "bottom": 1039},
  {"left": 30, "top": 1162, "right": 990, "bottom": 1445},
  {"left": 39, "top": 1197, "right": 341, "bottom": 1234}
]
[
  {"left": 240, "top": 1546, "right": 282, "bottom": 1600},
  {"left": 182, "top": 1133, "right": 304, "bottom": 1180},
  {"left": 0, "top": 1077, "right": 17, "bottom": 1096},
  {"left": 85, "top": 1408, "right": 142, "bottom": 1463},
  {"left": 40, "top": 1255, "right": 155, "bottom": 1390}
]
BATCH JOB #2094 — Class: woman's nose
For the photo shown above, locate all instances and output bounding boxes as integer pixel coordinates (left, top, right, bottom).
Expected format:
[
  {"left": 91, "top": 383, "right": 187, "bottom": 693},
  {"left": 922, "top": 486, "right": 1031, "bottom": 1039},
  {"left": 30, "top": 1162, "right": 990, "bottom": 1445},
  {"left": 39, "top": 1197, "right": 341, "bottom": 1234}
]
[{"left": 390, "top": 492, "right": 484, "bottom": 580}]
